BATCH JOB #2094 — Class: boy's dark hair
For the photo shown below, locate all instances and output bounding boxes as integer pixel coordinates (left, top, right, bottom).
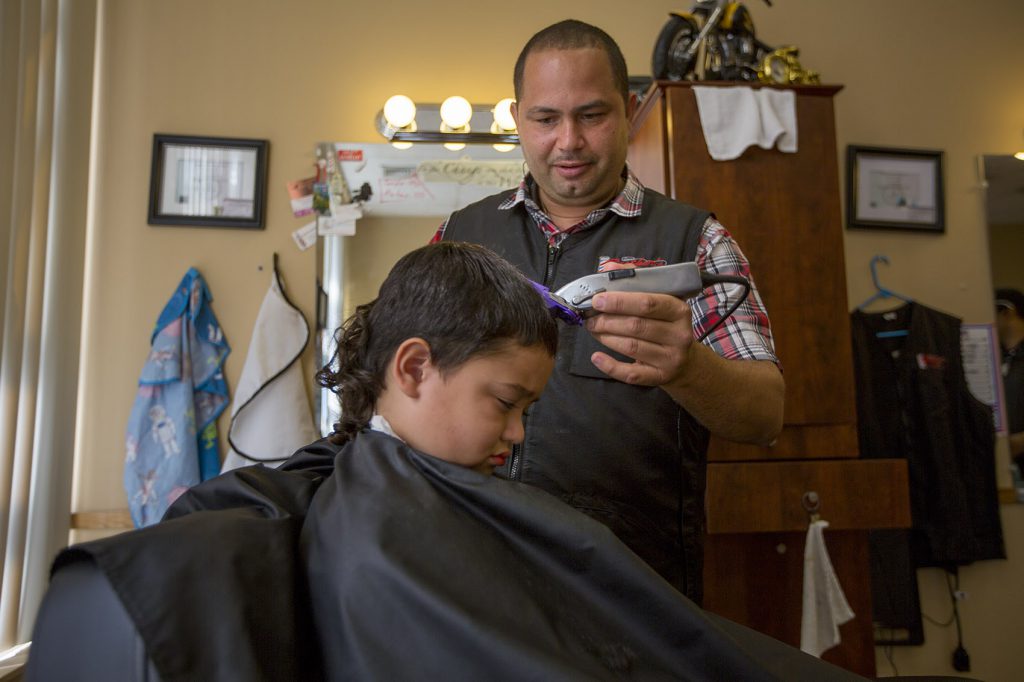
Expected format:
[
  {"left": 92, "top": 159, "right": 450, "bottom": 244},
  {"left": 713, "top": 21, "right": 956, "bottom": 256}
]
[
  {"left": 513, "top": 19, "right": 629, "bottom": 105},
  {"left": 317, "top": 241, "right": 559, "bottom": 444}
]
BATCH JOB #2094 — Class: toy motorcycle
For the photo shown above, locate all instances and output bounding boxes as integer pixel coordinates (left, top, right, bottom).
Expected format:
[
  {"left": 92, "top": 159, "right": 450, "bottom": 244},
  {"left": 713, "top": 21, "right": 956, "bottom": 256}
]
[
  {"left": 758, "top": 45, "right": 820, "bottom": 85},
  {"left": 651, "top": 0, "right": 774, "bottom": 82}
]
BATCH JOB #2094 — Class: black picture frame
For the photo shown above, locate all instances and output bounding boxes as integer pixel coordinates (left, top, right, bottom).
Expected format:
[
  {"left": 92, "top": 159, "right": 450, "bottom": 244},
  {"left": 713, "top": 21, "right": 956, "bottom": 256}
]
[
  {"left": 148, "top": 134, "right": 268, "bottom": 229},
  {"left": 846, "top": 145, "right": 945, "bottom": 233}
]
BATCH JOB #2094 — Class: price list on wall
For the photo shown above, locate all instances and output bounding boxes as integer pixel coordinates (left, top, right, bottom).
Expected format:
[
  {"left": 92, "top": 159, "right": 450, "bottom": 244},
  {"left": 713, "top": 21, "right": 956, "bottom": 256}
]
[{"left": 961, "top": 323, "right": 1007, "bottom": 434}]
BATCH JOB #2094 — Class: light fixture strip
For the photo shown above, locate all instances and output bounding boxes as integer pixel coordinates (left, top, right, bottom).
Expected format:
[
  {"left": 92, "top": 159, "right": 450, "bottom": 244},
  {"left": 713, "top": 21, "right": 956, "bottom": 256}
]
[
  {"left": 377, "top": 97, "right": 520, "bottom": 146},
  {"left": 390, "top": 130, "right": 520, "bottom": 144}
]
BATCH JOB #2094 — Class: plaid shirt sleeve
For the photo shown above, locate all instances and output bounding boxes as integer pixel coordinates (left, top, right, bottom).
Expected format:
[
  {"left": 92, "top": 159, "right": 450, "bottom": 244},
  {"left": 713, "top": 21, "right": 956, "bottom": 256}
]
[
  {"left": 429, "top": 218, "right": 448, "bottom": 244},
  {"left": 691, "top": 217, "right": 779, "bottom": 365}
]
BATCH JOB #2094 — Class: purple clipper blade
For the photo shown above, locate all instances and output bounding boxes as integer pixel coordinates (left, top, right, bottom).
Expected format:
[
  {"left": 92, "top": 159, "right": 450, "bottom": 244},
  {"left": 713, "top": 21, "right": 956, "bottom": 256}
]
[{"left": 530, "top": 280, "right": 583, "bottom": 326}]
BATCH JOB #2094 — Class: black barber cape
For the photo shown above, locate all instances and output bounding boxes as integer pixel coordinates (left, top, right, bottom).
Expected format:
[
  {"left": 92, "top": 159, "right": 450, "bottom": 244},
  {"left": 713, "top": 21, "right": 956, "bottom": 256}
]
[{"left": 51, "top": 431, "right": 863, "bottom": 681}]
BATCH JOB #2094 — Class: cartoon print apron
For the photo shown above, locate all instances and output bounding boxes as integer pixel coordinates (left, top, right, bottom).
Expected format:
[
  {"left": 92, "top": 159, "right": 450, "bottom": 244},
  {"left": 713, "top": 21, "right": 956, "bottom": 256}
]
[{"left": 124, "top": 268, "right": 229, "bottom": 527}]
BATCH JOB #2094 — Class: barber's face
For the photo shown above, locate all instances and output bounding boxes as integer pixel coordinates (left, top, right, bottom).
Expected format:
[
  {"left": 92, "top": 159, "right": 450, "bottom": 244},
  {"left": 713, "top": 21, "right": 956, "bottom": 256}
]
[{"left": 512, "top": 48, "right": 634, "bottom": 214}]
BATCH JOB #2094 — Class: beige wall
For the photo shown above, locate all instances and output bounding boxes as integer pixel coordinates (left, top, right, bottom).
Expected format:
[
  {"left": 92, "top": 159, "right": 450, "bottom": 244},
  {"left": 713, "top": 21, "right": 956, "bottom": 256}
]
[{"left": 75, "top": 0, "right": 1024, "bottom": 678}]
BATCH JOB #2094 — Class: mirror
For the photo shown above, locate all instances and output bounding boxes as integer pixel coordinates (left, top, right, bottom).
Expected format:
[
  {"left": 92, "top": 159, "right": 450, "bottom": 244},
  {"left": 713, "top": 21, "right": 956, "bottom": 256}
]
[
  {"left": 312, "top": 142, "right": 525, "bottom": 435},
  {"left": 985, "top": 155, "right": 1024, "bottom": 284},
  {"left": 983, "top": 154, "right": 1024, "bottom": 499}
]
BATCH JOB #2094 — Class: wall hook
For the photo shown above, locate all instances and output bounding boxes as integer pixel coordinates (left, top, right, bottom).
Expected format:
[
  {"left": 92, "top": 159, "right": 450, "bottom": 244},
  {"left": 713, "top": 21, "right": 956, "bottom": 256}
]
[{"left": 802, "top": 490, "right": 821, "bottom": 523}]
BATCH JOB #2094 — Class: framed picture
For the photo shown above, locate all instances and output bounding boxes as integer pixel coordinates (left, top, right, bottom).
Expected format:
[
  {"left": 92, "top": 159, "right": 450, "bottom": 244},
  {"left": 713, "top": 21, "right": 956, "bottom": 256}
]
[
  {"left": 148, "top": 134, "right": 269, "bottom": 229},
  {"left": 846, "top": 145, "right": 944, "bottom": 233}
]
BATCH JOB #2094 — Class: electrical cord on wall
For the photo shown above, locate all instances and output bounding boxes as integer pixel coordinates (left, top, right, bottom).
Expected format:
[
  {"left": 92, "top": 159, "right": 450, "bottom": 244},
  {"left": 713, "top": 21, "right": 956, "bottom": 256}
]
[
  {"left": 914, "top": 567, "right": 970, "bottom": 673},
  {"left": 697, "top": 273, "right": 752, "bottom": 342},
  {"left": 881, "top": 639, "right": 899, "bottom": 677},
  {"left": 947, "top": 567, "right": 971, "bottom": 672}
]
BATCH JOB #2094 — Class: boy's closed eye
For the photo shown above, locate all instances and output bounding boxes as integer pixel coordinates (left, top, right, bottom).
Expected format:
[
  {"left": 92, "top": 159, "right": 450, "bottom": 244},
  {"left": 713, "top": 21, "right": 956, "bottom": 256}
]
[
  {"left": 492, "top": 383, "right": 539, "bottom": 413},
  {"left": 496, "top": 397, "right": 517, "bottom": 411},
  {"left": 495, "top": 396, "right": 534, "bottom": 412}
]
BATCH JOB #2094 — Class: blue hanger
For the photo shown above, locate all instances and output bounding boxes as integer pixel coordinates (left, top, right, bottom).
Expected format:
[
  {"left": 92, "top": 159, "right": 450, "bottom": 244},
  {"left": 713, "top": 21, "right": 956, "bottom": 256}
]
[{"left": 857, "top": 255, "right": 912, "bottom": 337}]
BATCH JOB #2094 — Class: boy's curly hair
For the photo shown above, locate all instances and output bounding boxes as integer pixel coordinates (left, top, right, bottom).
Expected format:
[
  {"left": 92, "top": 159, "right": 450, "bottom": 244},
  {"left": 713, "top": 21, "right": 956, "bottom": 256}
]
[{"left": 317, "top": 242, "right": 558, "bottom": 444}]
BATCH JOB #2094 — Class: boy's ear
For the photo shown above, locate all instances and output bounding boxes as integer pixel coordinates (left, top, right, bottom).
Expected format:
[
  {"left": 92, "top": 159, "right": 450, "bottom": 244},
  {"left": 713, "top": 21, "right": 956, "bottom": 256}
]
[{"left": 390, "top": 337, "right": 434, "bottom": 398}]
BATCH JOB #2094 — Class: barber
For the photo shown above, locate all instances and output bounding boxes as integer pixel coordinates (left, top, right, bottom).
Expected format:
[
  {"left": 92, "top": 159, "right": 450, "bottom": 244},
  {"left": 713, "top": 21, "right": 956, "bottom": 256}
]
[{"left": 435, "top": 19, "right": 784, "bottom": 603}]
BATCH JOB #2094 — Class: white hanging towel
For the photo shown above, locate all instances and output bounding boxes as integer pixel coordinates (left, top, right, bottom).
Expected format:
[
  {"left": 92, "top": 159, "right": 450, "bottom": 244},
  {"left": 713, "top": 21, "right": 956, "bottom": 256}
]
[
  {"left": 800, "top": 519, "right": 855, "bottom": 657},
  {"left": 692, "top": 86, "right": 797, "bottom": 161},
  {"left": 221, "top": 262, "right": 319, "bottom": 473}
]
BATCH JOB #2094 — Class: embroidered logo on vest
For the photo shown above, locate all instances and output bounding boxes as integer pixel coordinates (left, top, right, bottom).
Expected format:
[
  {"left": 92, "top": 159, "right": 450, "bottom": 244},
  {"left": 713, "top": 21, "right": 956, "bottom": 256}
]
[
  {"left": 597, "top": 255, "right": 668, "bottom": 272},
  {"left": 916, "top": 353, "right": 947, "bottom": 370}
]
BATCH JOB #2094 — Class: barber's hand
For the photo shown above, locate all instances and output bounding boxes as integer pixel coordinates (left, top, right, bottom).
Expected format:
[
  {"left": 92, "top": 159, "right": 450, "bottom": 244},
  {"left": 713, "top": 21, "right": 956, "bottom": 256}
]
[{"left": 584, "top": 291, "right": 696, "bottom": 387}]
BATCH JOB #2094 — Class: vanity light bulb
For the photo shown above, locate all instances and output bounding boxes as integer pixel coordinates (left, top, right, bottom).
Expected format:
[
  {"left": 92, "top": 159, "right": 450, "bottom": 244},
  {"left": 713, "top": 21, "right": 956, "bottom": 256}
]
[
  {"left": 493, "top": 98, "right": 516, "bottom": 131},
  {"left": 383, "top": 95, "right": 416, "bottom": 129},
  {"left": 490, "top": 122, "right": 516, "bottom": 152},
  {"left": 440, "top": 96, "right": 473, "bottom": 130},
  {"left": 1015, "top": 152, "right": 1024, "bottom": 161},
  {"left": 444, "top": 142, "right": 467, "bottom": 152}
]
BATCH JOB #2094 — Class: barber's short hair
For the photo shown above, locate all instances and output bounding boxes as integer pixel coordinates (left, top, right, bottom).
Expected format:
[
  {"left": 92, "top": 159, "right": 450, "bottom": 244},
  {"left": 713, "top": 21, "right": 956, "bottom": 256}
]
[
  {"left": 513, "top": 19, "right": 629, "bottom": 105},
  {"left": 996, "top": 288, "right": 1024, "bottom": 318}
]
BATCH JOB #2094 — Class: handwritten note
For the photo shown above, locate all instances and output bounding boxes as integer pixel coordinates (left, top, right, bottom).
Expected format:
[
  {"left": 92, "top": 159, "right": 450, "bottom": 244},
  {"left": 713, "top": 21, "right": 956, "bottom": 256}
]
[
  {"left": 416, "top": 160, "right": 523, "bottom": 188},
  {"left": 381, "top": 174, "right": 434, "bottom": 203}
]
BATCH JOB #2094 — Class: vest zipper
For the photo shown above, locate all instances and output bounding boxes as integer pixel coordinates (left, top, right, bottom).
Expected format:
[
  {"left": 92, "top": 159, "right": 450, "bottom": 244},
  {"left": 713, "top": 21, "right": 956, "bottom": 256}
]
[
  {"left": 509, "top": 243, "right": 559, "bottom": 481},
  {"left": 509, "top": 443, "right": 522, "bottom": 479},
  {"left": 543, "top": 243, "right": 560, "bottom": 286}
]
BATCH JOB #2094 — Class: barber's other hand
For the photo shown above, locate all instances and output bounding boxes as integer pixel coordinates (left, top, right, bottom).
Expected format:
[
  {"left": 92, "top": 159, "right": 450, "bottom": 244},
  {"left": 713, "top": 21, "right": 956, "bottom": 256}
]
[{"left": 584, "top": 291, "right": 695, "bottom": 387}]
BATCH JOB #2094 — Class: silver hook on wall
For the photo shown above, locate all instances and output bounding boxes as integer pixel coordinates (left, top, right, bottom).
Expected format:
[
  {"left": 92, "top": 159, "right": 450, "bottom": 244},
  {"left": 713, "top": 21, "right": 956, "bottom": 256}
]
[
  {"left": 801, "top": 490, "right": 821, "bottom": 523},
  {"left": 257, "top": 253, "right": 280, "bottom": 273}
]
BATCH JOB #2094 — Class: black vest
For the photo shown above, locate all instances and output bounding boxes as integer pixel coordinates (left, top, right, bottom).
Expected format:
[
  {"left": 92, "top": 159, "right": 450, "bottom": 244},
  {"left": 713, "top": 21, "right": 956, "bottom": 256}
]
[
  {"left": 444, "top": 187, "right": 712, "bottom": 601},
  {"left": 851, "top": 302, "right": 1005, "bottom": 566}
]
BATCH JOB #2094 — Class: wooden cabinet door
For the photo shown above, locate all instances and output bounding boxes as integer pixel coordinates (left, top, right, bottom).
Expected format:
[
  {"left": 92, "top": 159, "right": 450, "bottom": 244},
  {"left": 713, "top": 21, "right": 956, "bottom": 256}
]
[
  {"left": 628, "top": 83, "right": 910, "bottom": 679},
  {"left": 629, "top": 83, "right": 858, "bottom": 462}
]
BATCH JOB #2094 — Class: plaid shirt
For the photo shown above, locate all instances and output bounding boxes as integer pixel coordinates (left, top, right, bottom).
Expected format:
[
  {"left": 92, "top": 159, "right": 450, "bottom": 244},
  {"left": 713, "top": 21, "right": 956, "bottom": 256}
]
[{"left": 433, "top": 169, "right": 777, "bottom": 364}]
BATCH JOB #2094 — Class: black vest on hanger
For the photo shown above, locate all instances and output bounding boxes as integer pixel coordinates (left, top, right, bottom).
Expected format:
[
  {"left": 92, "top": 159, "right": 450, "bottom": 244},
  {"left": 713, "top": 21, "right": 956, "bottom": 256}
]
[{"left": 851, "top": 301, "right": 1005, "bottom": 565}]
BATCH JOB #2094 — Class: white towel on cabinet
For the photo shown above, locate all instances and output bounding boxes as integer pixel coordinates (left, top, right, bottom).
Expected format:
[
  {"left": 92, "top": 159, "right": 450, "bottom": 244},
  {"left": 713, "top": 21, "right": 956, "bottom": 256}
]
[
  {"left": 221, "top": 268, "right": 319, "bottom": 473},
  {"left": 800, "top": 519, "right": 855, "bottom": 657},
  {"left": 693, "top": 86, "right": 798, "bottom": 161}
]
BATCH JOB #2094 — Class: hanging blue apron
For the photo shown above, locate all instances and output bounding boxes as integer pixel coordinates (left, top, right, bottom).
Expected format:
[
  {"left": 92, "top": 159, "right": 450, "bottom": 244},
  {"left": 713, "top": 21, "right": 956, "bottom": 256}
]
[{"left": 124, "top": 268, "right": 230, "bottom": 527}]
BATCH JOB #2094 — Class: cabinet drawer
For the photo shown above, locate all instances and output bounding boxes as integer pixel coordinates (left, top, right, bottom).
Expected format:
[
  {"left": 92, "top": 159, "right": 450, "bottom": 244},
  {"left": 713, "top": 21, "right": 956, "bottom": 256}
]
[
  {"left": 706, "top": 459, "right": 910, "bottom": 533},
  {"left": 709, "top": 423, "right": 859, "bottom": 462}
]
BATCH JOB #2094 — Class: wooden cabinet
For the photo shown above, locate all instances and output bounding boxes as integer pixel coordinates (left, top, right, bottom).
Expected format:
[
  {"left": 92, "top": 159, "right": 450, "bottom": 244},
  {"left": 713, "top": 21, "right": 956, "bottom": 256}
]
[{"left": 629, "top": 82, "right": 910, "bottom": 677}]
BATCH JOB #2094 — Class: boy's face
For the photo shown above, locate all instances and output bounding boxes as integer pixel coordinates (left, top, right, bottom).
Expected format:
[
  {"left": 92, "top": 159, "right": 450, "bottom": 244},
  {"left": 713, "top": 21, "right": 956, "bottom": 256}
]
[{"left": 411, "top": 343, "right": 553, "bottom": 475}]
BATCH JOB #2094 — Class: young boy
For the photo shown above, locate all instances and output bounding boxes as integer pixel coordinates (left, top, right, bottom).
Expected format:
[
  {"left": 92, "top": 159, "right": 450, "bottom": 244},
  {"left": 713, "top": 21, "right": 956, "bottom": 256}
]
[
  {"left": 28, "top": 243, "right": 861, "bottom": 682},
  {"left": 30, "top": 242, "right": 565, "bottom": 681},
  {"left": 312, "top": 240, "right": 557, "bottom": 475}
]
